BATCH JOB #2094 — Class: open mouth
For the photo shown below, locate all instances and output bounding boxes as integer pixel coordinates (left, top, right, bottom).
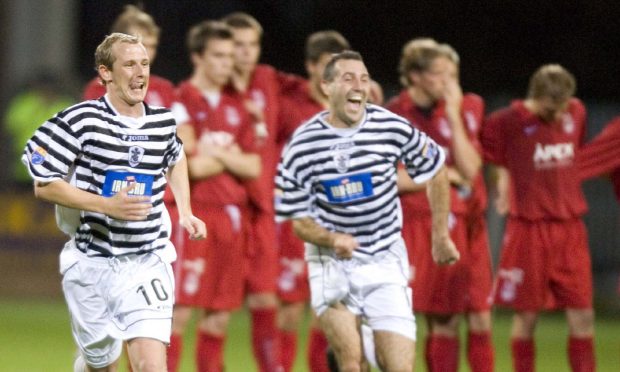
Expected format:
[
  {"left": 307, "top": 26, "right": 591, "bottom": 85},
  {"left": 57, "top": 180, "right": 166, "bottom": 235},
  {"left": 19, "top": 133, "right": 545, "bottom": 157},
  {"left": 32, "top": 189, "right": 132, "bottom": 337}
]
[
  {"left": 129, "top": 82, "right": 145, "bottom": 91},
  {"left": 346, "top": 94, "right": 364, "bottom": 111}
]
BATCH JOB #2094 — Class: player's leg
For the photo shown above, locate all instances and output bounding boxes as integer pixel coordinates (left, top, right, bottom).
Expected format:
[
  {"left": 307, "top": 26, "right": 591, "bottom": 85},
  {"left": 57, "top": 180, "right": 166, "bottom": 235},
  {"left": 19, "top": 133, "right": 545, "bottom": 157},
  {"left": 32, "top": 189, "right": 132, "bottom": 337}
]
[
  {"left": 126, "top": 338, "right": 167, "bottom": 372},
  {"left": 511, "top": 311, "right": 538, "bottom": 372},
  {"left": 374, "top": 329, "right": 414, "bottom": 372},
  {"left": 319, "top": 303, "right": 364, "bottom": 372},
  {"left": 426, "top": 313, "right": 461, "bottom": 372},
  {"left": 196, "top": 310, "right": 232, "bottom": 372},
  {"left": 466, "top": 310, "right": 494, "bottom": 372},
  {"left": 278, "top": 301, "right": 305, "bottom": 371},
  {"left": 566, "top": 308, "right": 595, "bottom": 372},
  {"left": 168, "top": 305, "right": 193, "bottom": 372}
]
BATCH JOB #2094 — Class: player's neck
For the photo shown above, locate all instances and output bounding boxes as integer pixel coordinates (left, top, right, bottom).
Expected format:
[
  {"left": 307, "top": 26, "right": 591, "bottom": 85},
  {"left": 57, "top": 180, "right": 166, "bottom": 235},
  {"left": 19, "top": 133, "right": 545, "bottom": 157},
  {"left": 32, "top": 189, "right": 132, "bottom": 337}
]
[
  {"left": 231, "top": 69, "right": 252, "bottom": 92},
  {"left": 190, "top": 73, "right": 223, "bottom": 94},
  {"left": 106, "top": 94, "right": 144, "bottom": 118}
]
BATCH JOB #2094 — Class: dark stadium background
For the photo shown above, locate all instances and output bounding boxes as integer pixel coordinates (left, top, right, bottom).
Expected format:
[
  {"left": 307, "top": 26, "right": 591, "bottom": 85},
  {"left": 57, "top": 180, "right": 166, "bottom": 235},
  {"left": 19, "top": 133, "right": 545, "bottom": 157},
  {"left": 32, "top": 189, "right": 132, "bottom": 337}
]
[{"left": 0, "top": 0, "right": 618, "bottom": 309}]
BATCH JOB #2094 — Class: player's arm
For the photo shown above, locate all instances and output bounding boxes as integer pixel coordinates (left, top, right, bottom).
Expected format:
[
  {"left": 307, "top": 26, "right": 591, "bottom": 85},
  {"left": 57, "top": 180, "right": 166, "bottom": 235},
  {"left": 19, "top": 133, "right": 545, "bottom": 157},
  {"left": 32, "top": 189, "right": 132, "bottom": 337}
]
[
  {"left": 488, "top": 165, "right": 510, "bottom": 215},
  {"left": 425, "top": 166, "right": 460, "bottom": 265},
  {"left": 166, "top": 155, "right": 206, "bottom": 240},
  {"left": 207, "top": 144, "right": 261, "bottom": 179},
  {"left": 176, "top": 124, "right": 226, "bottom": 180},
  {"left": 34, "top": 179, "right": 151, "bottom": 221},
  {"left": 444, "top": 79, "right": 481, "bottom": 181},
  {"left": 397, "top": 167, "right": 427, "bottom": 193},
  {"left": 292, "top": 217, "right": 358, "bottom": 259}
]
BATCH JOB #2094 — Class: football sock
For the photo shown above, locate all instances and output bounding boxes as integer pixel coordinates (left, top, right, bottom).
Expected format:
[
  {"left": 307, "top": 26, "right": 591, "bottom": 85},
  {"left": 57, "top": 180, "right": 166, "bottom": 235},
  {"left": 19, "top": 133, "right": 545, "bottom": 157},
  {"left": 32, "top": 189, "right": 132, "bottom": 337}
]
[
  {"left": 166, "top": 333, "right": 183, "bottom": 372},
  {"left": 308, "top": 328, "right": 329, "bottom": 372},
  {"left": 467, "top": 331, "right": 494, "bottom": 372},
  {"left": 251, "top": 308, "right": 283, "bottom": 372},
  {"left": 568, "top": 336, "right": 595, "bottom": 372},
  {"left": 279, "top": 330, "right": 297, "bottom": 372},
  {"left": 196, "top": 331, "right": 224, "bottom": 372},
  {"left": 425, "top": 336, "right": 433, "bottom": 371},
  {"left": 428, "top": 335, "right": 459, "bottom": 372},
  {"left": 511, "top": 338, "right": 534, "bottom": 372}
]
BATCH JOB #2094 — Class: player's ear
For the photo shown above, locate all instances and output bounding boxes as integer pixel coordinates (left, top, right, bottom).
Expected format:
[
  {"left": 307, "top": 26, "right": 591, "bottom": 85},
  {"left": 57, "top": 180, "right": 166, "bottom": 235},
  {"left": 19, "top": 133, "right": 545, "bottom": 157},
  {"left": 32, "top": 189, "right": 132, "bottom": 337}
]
[
  {"left": 320, "top": 79, "right": 331, "bottom": 98},
  {"left": 98, "top": 65, "right": 112, "bottom": 85}
]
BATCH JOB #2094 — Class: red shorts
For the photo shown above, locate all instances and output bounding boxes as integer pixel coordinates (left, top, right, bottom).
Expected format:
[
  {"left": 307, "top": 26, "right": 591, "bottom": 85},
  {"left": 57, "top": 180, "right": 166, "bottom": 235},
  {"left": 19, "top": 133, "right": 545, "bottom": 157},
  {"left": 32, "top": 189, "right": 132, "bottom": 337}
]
[
  {"left": 403, "top": 213, "right": 493, "bottom": 314},
  {"left": 245, "top": 208, "right": 279, "bottom": 294},
  {"left": 276, "top": 220, "right": 309, "bottom": 303},
  {"left": 493, "top": 217, "right": 593, "bottom": 311},
  {"left": 172, "top": 204, "right": 249, "bottom": 310}
]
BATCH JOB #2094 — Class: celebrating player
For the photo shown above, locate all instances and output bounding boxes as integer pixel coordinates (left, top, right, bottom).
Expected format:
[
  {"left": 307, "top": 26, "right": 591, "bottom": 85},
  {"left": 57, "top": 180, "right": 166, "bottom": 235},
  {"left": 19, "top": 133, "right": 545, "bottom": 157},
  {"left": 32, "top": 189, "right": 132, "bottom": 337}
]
[
  {"left": 22, "top": 32, "right": 205, "bottom": 372},
  {"left": 275, "top": 50, "right": 459, "bottom": 371}
]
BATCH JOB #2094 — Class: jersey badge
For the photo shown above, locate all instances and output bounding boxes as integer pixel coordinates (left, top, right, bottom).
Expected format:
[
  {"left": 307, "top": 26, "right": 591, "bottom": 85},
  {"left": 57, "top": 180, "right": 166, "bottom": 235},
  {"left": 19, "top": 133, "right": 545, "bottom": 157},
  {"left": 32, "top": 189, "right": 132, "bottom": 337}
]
[
  {"left": 225, "top": 106, "right": 241, "bottom": 126},
  {"left": 321, "top": 173, "right": 374, "bottom": 204},
  {"left": 128, "top": 146, "right": 145, "bottom": 167},
  {"left": 562, "top": 113, "right": 575, "bottom": 134},
  {"left": 464, "top": 111, "right": 478, "bottom": 132},
  {"left": 421, "top": 140, "right": 438, "bottom": 159},
  {"left": 250, "top": 89, "right": 266, "bottom": 110},
  {"left": 438, "top": 118, "right": 452, "bottom": 138},
  {"left": 330, "top": 141, "right": 355, "bottom": 173},
  {"left": 31, "top": 146, "right": 48, "bottom": 165},
  {"left": 524, "top": 125, "right": 538, "bottom": 136}
]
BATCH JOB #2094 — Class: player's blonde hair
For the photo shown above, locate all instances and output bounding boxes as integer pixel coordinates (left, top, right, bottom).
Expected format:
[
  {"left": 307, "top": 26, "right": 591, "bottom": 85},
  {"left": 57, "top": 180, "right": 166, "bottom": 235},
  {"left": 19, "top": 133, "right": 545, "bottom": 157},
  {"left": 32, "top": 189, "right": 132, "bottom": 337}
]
[
  {"left": 222, "top": 12, "right": 263, "bottom": 39},
  {"left": 111, "top": 5, "right": 160, "bottom": 39},
  {"left": 94, "top": 33, "right": 142, "bottom": 84},
  {"left": 527, "top": 64, "right": 576, "bottom": 102},
  {"left": 398, "top": 38, "right": 441, "bottom": 87}
]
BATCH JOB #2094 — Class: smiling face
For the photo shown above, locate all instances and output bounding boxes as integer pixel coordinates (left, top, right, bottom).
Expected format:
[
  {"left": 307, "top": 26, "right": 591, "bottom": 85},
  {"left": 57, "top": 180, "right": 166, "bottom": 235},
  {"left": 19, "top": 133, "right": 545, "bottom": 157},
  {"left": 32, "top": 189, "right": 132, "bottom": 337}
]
[
  {"left": 322, "top": 58, "right": 371, "bottom": 128},
  {"left": 98, "top": 40, "right": 150, "bottom": 112}
]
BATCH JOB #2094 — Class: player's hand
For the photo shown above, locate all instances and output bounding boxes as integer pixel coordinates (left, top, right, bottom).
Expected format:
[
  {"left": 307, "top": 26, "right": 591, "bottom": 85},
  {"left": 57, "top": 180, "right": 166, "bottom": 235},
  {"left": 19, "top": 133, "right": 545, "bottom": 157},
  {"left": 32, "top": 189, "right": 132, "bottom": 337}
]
[
  {"left": 443, "top": 78, "right": 463, "bottom": 117},
  {"left": 331, "top": 233, "right": 358, "bottom": 259},
  {"left": 431, "top": 236, "right": 460, "bottom": 265},
  {"left": 104, "top": 182, "right": 152, "bottom": 220},
  {"left": 180, "top": 214, "right": 207, "bottom": 240}
]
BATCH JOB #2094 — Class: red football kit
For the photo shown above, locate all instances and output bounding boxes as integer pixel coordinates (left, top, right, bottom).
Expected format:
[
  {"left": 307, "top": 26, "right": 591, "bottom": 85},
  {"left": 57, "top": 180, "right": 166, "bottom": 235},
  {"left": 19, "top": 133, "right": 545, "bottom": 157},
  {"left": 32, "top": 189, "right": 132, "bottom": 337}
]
[
  {"left": 276, "top": 80, "right": 325, "bottom": 303},
  {"left": 482, "top": 99, "right": 592, "bottom": 310},
  {"left": 173, "top": 81, "right": 256, "bottom": 310},
  {"left": 386, "top": 91, "right": 493, "bottom": 314}
]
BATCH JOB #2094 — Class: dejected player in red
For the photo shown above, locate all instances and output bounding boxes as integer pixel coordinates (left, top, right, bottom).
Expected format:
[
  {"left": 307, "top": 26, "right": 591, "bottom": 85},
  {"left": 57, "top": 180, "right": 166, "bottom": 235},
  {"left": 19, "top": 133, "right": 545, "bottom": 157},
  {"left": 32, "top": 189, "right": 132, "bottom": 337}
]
[
  {"left": 482, "top": 64, "right": 595, "bottom": 372},
  {"left": 386, "top": 39, "right": 494, "bottom": 372},
  {"left": 166, "top": 21, "right": 262, "bottom": 372}
]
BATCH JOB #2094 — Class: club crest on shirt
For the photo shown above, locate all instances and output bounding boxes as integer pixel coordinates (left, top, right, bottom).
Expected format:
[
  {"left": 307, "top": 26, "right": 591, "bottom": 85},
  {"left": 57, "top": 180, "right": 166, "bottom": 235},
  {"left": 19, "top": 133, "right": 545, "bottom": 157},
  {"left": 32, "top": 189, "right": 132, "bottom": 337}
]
[
  {"left": 421, "top": 140, "right": 438, "bottom": 159},
  {"left": 128, "top": 146, "right": 145, "bottom": 167},
  {"left": 562, "top": 113, "right": 575, "bottom": 134},
  {"left": 330, "top": 141, "right": 355, "bottom": 173},
  {"left": 464, "top": 111, "right": 478, "bottom": 132},
  {"left": 225, "top": 106, "right": 241, "bottom": 126},
  {"left": 250, "top": 89, "right": 266, "bottom": 110},
  {"left": 31, "top": 146, "right": 48, "bottom": 165}
]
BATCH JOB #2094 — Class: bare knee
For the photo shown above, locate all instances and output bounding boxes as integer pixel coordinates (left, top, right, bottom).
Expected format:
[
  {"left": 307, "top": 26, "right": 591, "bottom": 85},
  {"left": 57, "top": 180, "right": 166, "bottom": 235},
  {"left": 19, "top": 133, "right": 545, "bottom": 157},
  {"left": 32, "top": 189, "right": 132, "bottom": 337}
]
[
  {"left": 171, "top": 305, "right": 193, "bottom": 334},
  {"left": 198, "top": 310, "right": 231, "bottom": 335},
  {"left": 512, "top": 311, "right": 538, "bottom": 339},
  {"left": 428, "top": 313, "right": 461, "bottom": 337},
  {"left": 278, "top": 302, "right": 305, "bottom": 332},
  {"left": 566, "top": 308, "right": 594, "bottom": 336},
  {"left": 467, "top": 310, "right": 492, "bottom": 333}
]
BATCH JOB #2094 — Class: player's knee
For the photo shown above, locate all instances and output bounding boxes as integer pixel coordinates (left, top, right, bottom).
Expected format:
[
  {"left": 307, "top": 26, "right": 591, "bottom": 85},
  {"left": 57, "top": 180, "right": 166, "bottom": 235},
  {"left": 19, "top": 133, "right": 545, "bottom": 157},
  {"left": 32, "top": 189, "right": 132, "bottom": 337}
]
[
  {"left": 199, "top": 311, "right": 231, "bottom": 335},
  {"left": 567, "top": 308, "right": 594, "bottom": 335}
]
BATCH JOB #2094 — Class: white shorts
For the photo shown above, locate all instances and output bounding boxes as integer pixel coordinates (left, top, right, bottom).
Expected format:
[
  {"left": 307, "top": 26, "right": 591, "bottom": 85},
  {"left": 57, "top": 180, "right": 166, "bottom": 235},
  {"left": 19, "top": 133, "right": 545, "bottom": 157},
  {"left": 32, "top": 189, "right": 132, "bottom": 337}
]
[
  {"left": 62, "top": 245, "right": 174, "bottom": 368},
  {"left": 308, "top": 239, "right": 416, "bottom": 340}
]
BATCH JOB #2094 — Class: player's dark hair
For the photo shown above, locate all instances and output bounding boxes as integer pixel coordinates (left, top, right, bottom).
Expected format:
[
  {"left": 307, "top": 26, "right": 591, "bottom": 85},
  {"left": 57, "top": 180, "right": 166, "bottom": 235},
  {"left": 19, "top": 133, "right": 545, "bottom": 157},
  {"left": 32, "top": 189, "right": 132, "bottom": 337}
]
[
  {"left": 187, "top": 20, "right": 233, "bottom": 56},
  {"left": 323, "top": 50, "right": 364, "bottom": 82},
  {"left": 222, "top": 12, "right": 263, "bottom": 39},
  {"left": 527, "top": 64, "right": 576, "bottom": 101},
  {"left": 305, "top": 30, "right": 350, "bottom": 63}
]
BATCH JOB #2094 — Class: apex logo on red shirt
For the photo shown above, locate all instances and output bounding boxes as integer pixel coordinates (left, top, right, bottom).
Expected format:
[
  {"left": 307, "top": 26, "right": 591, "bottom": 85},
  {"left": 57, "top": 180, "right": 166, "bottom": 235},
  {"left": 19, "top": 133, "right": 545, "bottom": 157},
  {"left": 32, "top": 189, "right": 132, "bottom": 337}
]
[{"left": 533, "top": 142, "right": 574, "bottom": 169}]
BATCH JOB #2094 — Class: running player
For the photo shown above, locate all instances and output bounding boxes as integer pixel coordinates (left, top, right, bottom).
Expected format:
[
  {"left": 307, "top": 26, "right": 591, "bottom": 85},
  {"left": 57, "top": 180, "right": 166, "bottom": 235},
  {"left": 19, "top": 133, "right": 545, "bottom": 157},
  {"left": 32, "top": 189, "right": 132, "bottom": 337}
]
[
  {"left": 22, "top": 32, "right": 205, "bottom": 372},
  {"left": 276, "top": 50, "right": 459, "bottom": 371}
]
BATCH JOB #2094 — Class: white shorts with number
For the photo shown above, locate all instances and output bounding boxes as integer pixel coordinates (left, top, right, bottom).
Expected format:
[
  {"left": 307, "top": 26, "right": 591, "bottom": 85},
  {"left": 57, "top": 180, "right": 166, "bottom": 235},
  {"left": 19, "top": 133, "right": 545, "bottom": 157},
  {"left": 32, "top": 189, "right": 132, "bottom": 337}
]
[
  {"left": 60, "top": 241, "right": 175, "bottom": 368},
  {"left": 307, "top": 238, "right": 416, "bottom": 340}
]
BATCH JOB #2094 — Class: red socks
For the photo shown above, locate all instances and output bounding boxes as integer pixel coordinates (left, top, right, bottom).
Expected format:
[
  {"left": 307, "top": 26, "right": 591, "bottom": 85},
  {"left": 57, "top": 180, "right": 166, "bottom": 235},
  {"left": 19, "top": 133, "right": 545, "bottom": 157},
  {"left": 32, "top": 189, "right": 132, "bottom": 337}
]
[
  {"left": 427, "top": 335, "right": 459, "bottom": 372},
  {"left": 279, "top": 330, "right": 298, "bottom": 372},
  {"left": 166, "top": 333, "right": 183, "bottom": 372},
  {"left": 251, "top": 308, "right": 283, "bottom": 372},
  {"left": 511, "top": 338, "right": 534, "bottom": 372},
  {"left": 467, "top": 332, "right": 494, "bottom": 372},
  {"left": 568, "top": 336, "right": 595, "bottom": 372},
  {"left": 196, "top": 331, "right": 225, "bottom": 372},
  {"left": 308, "top": 328, "right": 329, "bottom": 372}
]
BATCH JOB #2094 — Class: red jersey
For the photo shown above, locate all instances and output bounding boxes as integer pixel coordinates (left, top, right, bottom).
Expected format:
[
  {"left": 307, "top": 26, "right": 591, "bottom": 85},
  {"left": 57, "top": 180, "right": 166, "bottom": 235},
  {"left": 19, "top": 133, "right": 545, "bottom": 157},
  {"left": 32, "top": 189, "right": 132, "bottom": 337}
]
[
  {"left": 386, "top": 90, "right": 486, "bottom": 216},
  {"left": 176, "top": 81, "right": 256, "bottom": 206},
  {"left": 83, "top": 75, "right": 176, "bottom": 107},
  {"left": 482, "top": 99, "right": 588, "bottom": 220},
  {"left": 276, "top": 80, "right": 324, "bottom": 150}
]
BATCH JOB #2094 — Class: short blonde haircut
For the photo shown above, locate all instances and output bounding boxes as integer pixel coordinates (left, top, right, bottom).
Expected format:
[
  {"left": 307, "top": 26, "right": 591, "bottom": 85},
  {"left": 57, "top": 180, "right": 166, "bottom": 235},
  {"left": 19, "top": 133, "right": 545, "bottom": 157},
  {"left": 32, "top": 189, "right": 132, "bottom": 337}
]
[{"left": 94, "top": 33, "right": 141, "bottom": 84}]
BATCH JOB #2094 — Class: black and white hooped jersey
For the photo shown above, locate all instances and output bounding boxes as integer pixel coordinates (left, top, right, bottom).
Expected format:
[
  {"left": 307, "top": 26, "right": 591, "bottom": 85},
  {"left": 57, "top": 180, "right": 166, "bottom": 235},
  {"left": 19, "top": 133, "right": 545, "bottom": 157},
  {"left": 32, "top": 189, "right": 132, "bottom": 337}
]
[
  {"left": 275, "top": 104, "right": 445, "bottom": 257},
  {"left": 22, "top": 96, "right": 184, "bottom": 257}
]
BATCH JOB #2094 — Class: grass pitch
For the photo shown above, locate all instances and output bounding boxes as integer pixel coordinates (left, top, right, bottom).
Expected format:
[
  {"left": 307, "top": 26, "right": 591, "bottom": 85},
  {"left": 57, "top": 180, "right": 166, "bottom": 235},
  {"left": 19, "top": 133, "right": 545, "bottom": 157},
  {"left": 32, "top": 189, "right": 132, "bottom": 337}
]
[{"left": 0, "top": 299, "right": 618, "bottom": 371}]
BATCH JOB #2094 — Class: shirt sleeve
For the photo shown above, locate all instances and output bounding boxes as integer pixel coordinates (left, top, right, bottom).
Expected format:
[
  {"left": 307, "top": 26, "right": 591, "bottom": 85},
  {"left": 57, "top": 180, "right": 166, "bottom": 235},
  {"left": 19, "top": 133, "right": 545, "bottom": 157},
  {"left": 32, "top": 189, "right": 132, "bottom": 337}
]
[
  {"left": 274, "top": 144, "right": 312, "bottom": 222},
  {"left": 402, "top": 126, "right": 446, "bottom": 183},
  {"left": 21, "top": 114, "right": 81, "bottom": 183}
]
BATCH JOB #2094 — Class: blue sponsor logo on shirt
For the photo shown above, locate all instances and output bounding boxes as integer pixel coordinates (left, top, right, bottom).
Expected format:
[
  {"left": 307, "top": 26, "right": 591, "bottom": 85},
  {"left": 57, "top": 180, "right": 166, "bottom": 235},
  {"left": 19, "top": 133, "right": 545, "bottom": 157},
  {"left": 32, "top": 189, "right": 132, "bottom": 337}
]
[
  {"left": 31, "top": 146, "right": 47, "bottom": 165},
  {"left": 102, "top": 171, "right": 153, "bottom": 197},
  {"left": 321, "top": 173, "right": 374, "bottom": 203}
]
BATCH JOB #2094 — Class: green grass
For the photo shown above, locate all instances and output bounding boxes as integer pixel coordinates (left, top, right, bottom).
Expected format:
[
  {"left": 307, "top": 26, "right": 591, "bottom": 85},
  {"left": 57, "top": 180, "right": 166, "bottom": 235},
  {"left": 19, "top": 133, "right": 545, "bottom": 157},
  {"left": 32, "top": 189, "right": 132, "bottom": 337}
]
[{"left": 0, "top": 299, "right": 618, "bottom": 371}]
